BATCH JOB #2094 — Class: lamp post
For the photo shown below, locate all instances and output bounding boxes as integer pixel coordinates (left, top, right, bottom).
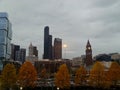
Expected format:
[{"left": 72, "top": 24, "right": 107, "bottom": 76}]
[
  {"left": 57, "top": 87, "right": 59, "bottom": 90},
  {"left": 63, "top": 44, "right": 67, "bottom": 59},
  {"left": 20, "top": 87, "right": 22, "bottom": 90}
]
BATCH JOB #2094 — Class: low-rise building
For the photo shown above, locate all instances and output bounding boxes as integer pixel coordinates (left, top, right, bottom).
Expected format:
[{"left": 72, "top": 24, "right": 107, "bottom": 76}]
[
  {"left": 71, "top": 56, "right": 85, "bottom": 73},
  {"left": 34, "top": 59, "right": 71, "bottom": 77}
]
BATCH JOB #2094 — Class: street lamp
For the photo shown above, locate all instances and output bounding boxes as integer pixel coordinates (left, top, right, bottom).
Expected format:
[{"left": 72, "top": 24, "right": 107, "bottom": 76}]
[
  {"left": 57, "top": 87, "right": 59, "bottom": 90},
  {"left": 63, "top": 44, "right": 67, "bottom": 59},
  {"left": 63, "top": 44, "right": 67, "bottom": 48},
  {"left": 20, "top": 87, "right": 23, "bottom": 90}
]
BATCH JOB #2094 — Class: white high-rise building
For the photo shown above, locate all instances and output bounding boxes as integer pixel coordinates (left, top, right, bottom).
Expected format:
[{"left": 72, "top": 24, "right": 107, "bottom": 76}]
[
  {"left": 0, "top": 12, "right": 12, "bottom": 70},
  {"left": 26, "top": 43, "right": 38, "bottom": 64}
]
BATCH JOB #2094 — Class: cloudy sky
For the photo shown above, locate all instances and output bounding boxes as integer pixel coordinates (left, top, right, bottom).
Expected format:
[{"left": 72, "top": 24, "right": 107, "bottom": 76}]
[{"left": 0, "top": 0, "right": 120, "bottom": 59}]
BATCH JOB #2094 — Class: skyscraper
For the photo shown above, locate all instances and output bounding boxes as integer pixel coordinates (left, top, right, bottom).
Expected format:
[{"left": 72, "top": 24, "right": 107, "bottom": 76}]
[
  {"left": 43, "top": 26, "right": 52, "bottom": 59},
  {"left": 26, "top": 43, "right": 38, "bottom": 64},
  {"left": 20, "top": 49, "right": 26, "bottom": 63},
  {"left": 0, "top": 12, "right": 12, "bottom": 70},
  {"left": 11, "top": 44, "right": 26, "bottom": 63},
  {"left": 54, "top": 38, "right": 62, "bottom": 59},
  {"left": 29, "top": 43, "right": 38, "bottom": 57},
  {"left": 11, "top": 44, "right": 20, "bottom": 61},
  {"left": 15, "top": 48, "right": 26, "bottom": 63},
  {"left": 33, "top": 46, "right": 38, "bottom": 57},
  {"left": 48, "top": 35, "right": 53, "bottom": 59}
]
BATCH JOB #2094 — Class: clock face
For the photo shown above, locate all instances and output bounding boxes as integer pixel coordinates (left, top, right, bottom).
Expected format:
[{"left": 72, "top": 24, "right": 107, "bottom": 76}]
[{"left": 88, "top": 47, "right": 91, "bottom": 50}]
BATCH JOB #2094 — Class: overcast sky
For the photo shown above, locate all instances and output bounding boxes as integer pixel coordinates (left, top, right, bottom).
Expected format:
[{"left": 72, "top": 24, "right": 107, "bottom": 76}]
[{"left": 0, "top": 0, "right": 120, "bottom": 59}]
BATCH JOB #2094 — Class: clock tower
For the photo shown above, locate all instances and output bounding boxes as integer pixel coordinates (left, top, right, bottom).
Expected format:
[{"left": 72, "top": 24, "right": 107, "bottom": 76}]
[{"left": 85, "top": 40, "right": 93, "bottom": 67}]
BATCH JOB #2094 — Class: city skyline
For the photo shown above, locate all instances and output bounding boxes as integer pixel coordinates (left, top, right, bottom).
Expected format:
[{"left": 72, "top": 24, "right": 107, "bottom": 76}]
[{"left": 0, "top": 0, "right": 120, "bottom": 59}]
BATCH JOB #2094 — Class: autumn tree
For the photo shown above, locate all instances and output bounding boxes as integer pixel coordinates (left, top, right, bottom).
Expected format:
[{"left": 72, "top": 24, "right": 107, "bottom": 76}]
[
  {"left": 107, "top": 62, "right": 120, "bottom": 86},
  {"left": 89, "top": 61, "right": 105, "bottom": 87},
  {"left": 102, "top": 70, "right": 112, "bottom": 88},
  {"left": 75, "top": 66, "right": 87, "bottom": 86},
  {"left": 40, "top": 68, "right": 47, "bottom": 84},
  {"left": 18, "top": 61, "right": 37, "bottom": 88},
  {"left": 40, "top": 68, "right": 47, "bottom": 78},
  {"left": 1, "top": 63, "right": 17, "bottom": 89},
  {"left": 55, "top": 64, "right": 70, "bottom": 89}
]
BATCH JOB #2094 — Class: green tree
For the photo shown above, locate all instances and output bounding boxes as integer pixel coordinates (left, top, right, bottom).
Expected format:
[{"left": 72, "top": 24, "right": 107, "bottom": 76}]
[
  {"left": 18, "top": 61, "right": 37, "bottom": 88},
  {"left": 89, "top": 61, "right": 105, "bottom": 87},
  {"left": 1, "top": 63, "right": 17, "bottom": 89},
  {"left": 55, "top": 64, "right": 70, "bottom": 89},
  {"left": 75, "top": 66, "right": 87, "bottom": 86}
]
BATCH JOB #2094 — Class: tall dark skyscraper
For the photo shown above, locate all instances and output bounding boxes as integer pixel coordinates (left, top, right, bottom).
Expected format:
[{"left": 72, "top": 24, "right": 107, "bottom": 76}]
[
  {"left": 11, "top": 44, "right": 20, "bottom": 61},
  {"left": 15, "top": 48, "right": 26, "bottom": 63},
  {"left": 54, "top": 38, "right": 62, "bottom": 59},
  {"left": 48, "top": 35, "right": 53, "bottom": 59},
  {"left": 43, "top": 26, "right": 52, "bottom": 59}
]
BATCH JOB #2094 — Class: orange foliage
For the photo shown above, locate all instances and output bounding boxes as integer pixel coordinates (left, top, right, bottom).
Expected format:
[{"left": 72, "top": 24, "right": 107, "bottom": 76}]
[
  {"left": 18, "top": 61, "right": 37, "bottom": 87},
  {"left": 55, "top": 64, "right": 70, "bottom": 89},
  {"left": 89, "top": 61, "right": 105, "bottom": 87},
  {"left": 1, "top": 63, "right": 17, "bottom": 88},
  {"left": 107, "top": 62, "right": 120, "bottom": 86},
  {"left": 40, "top": 68, "right": 47, "bottom": 78},
  {"left": 75, "top": 66, "right": 87, "bottom": 86}
]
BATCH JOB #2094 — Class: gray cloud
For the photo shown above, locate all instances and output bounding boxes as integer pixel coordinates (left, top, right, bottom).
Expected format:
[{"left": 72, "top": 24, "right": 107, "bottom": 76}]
[
  {"left": 91, "top": 0, "right": 119, "bottom": 7},
  {"left": 0, "top": 0, "right": 120, "bottom": 59}
]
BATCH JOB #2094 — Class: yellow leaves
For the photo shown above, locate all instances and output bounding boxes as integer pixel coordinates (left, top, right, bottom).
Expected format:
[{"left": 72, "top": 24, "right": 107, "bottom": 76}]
[
  {"left": 75, "top": 66, "right": 87, "bottom": 86},
  {"left": 89, "top": 61, "right": 105, "bottom": 87},
  {"left": 40, "top": 68, "right": 47, "bottom": 78},
  {"left": 1, "top": 63, "right": 17, "bottom": 88},
  {"left": 55, "top": 64, "right": 70, "bottom": 89},
  {"left": 107, "top": 62, "right": 120, "bottom": 86},
  {"left": 87, "top": 61, "right": 120, "bottom": 88},
  {"left": 18, "top": 61, "right": 37, "bottom": 87},
  {"left": 1, "top": 60, "right": 120, "bottom": 89}
]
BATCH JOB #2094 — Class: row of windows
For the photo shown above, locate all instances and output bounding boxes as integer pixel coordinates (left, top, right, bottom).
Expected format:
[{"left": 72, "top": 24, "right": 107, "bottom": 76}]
[
  {"left": 0, "top": 18, "right": 9, "bottom": 30},
  {"left": 8, "top": 22, "right": 12, "bottom": 39},
  {"left": 6, "top": 39, "right": 11, "bottom": 55},
  {"left": 0, "top": 12, "right": 8, "bottom": 18},
  {"left": 0, "top": 30, "right": 7, "bottom": 44},
  {"left": 0, "top": 44, "right": 11, "bottom": 59},
  {"left": 0, "top": 45, "right": 6, "bottom": 57}
]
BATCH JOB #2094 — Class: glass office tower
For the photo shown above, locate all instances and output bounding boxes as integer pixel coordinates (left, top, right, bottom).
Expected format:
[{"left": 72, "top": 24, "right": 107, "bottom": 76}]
[{"left": 0, "top": 12, "right": 12, "bottom": 70}]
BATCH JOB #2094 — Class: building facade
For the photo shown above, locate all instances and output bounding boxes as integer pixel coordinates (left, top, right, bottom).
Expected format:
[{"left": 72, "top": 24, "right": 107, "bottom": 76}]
[
  {"left": 26, "top": 43, "right": 38, "bottom": 64},
  {"left": 0, "top": 12, "right": 12, "bottom": 70},
  {"left": 110, "top": 53, "right": 120, "bottom": 63},
  {"left": 33, "top": 46, "right": 38, "bottom": 57},
  {"left": 34, "top": 59, "right": 72, "bottom": 77},
  {"left": 28, "top": 43, "right": 38, "bottom": 57},
  {"left": 11, "top": 44, "right": 20, "bottom": 61},
  {"left": 11, "top": 44, "right": 26, "bottom": 63},
  {"left": 54, "top": 38, "right": 62, "bottom": 59},
  {"left": 43, "top": 26, "right": 53, "bottom": 59},
  {"left": 15, "top": 48, "right": 26, "bottom": 63}
]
